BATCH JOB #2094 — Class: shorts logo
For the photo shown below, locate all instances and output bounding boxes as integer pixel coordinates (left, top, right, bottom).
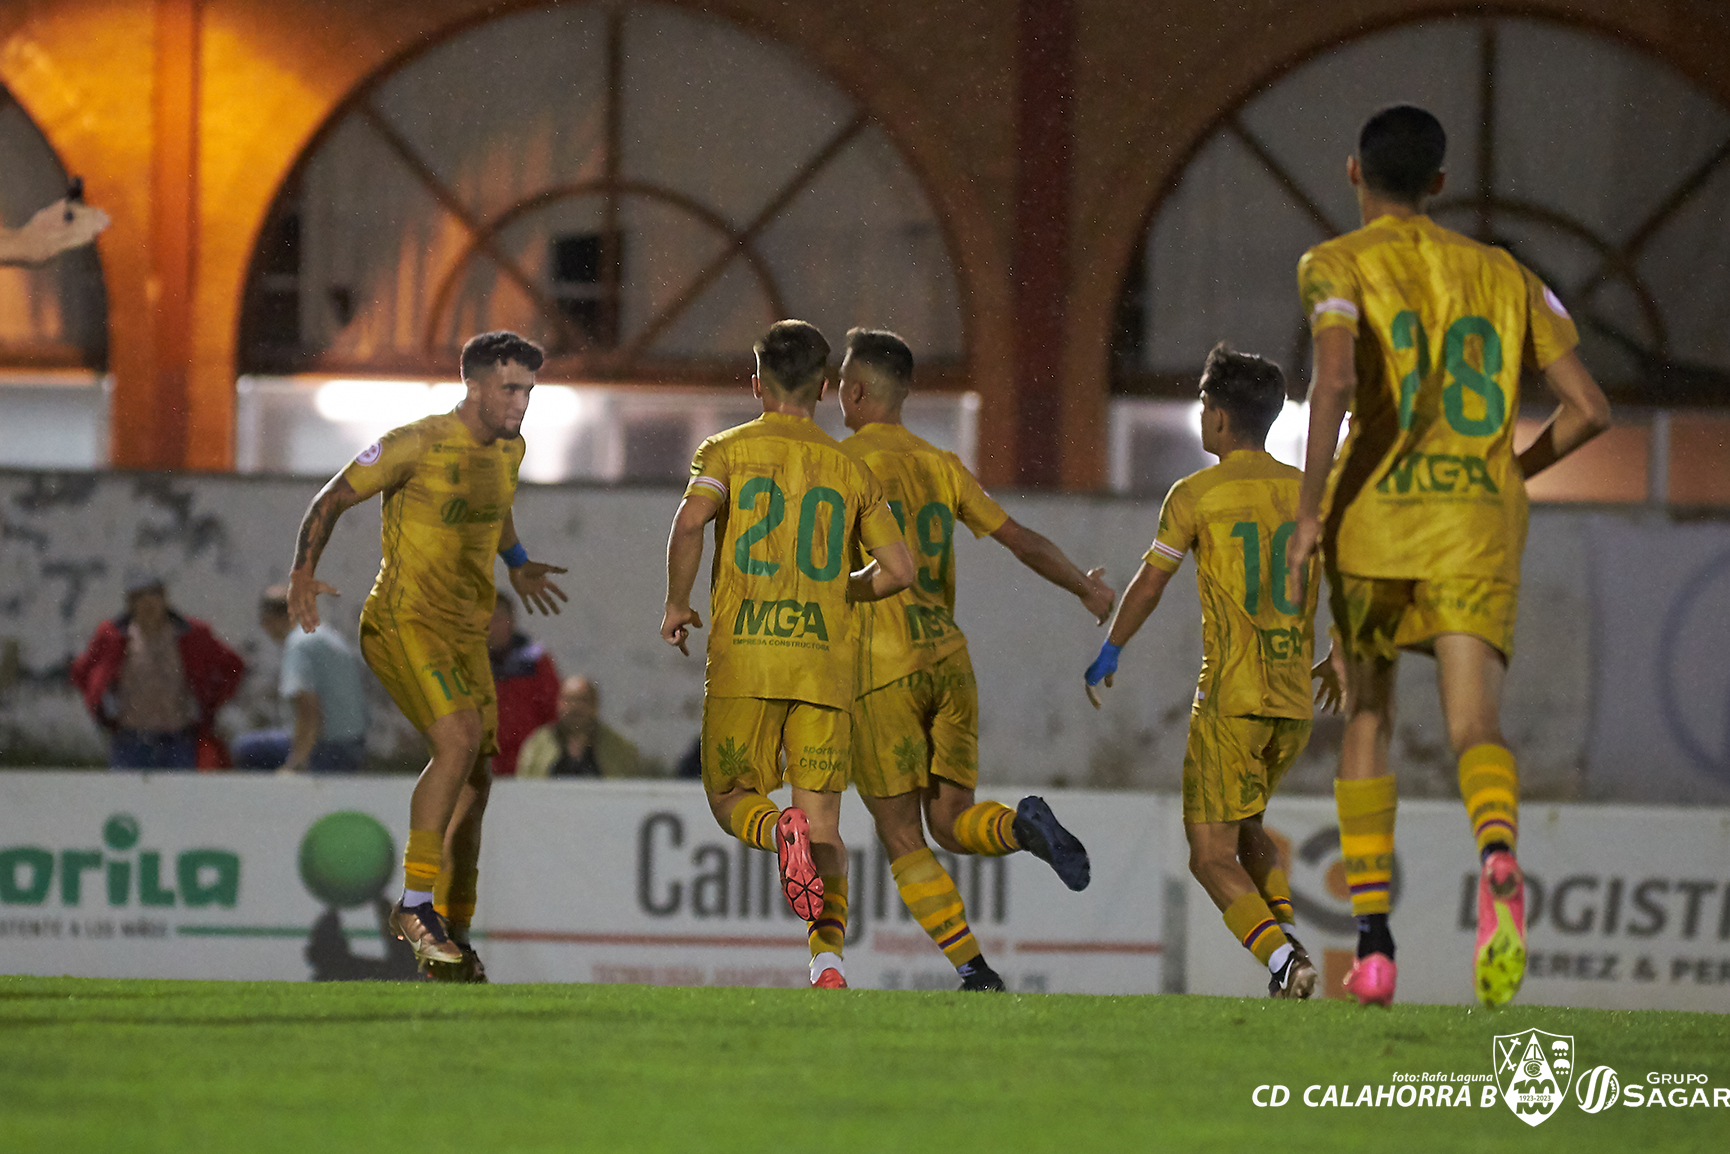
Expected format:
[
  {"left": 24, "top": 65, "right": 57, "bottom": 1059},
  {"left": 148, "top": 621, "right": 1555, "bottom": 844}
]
[
  {"left": 1495, "top": 1030, "right": 1573, "bottom": 1126},
  {"left": 355, "top": 441, "right": 382, "bottom": 466},
  {"left": 1575, "top": 1066, "right": 1620, "bottom": 1114}
]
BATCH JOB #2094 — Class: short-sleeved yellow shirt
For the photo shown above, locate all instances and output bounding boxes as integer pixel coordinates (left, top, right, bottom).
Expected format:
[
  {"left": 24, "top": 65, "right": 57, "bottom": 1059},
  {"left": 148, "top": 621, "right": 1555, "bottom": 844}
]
[
  {"left": 686, "top": 412, "right": 902, "bottom": 710},
  {"left": 343, "top": 412, "right": 524, "bottom": 638},
  {"left": 841, "top": 422, "right": 1009, "bottom": 692},
  {"left": 1146, "top": 451, "right": 1317, "bottom": 720},
  {"left": 1297, "top": 214, "right": 1579, "bottom": 583}
]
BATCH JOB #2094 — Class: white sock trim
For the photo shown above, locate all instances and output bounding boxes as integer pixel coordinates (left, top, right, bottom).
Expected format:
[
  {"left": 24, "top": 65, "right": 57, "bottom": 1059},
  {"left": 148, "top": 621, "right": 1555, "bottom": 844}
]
[
  {"left": 1267, "top": 942, "right": 1295, "bottom": 977},
  {"left": 1278, "top": 921, "right": 1299, "bottom": 940},
  {"left": 401, "top": 889, "right": 434, "bottom": 908},
  {"left": 810, "top": 951, "right": 844, "bottom": 982}
]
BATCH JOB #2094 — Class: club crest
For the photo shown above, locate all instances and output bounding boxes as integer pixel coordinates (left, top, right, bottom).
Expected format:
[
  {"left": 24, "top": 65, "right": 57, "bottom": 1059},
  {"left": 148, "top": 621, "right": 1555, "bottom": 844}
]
[{"left": 1494, "top": 1030, "right": 1575, "bottom": 1126}]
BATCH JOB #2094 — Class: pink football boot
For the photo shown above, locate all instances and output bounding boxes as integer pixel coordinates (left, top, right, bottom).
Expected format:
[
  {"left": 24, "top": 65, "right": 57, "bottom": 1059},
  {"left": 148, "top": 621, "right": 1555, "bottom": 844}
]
[
  {"left": 1343, "top": 953, "right": 1397, "bottom": 1006},
  {"left": 1474, "top": 850, "right": 1527, "bottom": 1007}
]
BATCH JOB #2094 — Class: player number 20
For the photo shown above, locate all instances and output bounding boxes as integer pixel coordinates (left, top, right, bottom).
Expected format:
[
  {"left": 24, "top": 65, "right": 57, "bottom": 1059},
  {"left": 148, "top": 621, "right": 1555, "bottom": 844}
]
[
  {"left": 1391, "top": 311, "right": 1507, "bottom": 437},
  {"left": 733, "top": 478, "right": 847, "bottom": 581},
  {"left": 1230, "top": 520, "right": 1301, "bottom": 616}
]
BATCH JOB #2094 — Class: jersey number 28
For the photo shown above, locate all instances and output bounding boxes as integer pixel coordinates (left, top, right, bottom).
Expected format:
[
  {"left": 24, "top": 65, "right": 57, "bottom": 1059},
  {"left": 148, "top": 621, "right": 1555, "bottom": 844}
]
[{"left": 1391, "top": 311, "right": 1507, "bottom": 437}]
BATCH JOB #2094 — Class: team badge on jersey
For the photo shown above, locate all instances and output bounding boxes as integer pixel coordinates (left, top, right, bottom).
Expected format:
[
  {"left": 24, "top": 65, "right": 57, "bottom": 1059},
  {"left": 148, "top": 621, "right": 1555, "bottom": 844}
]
[
  {"left": 356, "top": 441, "right": 383, "bottom": 466},
  {"left": 1542, "top": 285, "right": 1570, "bottom": 319},
  {"left": 1494, "top": 1030, "right": 1574, "bottom": 1126}
]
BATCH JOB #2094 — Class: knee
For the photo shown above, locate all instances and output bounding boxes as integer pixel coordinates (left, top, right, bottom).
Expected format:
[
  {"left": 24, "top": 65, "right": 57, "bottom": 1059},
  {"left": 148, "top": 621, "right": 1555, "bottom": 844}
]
[
  {"left": 1186, "top": 842, "right": 1233, "bottom": 887},
  {"left": 927, "top": 823, "right": 965, "bottom": 855},
  {"left": 876, "top": 822, "right": 928, "bottom": 861},
  {"left": 431, "top": 717, "right": 483, "bottom": 762},
  {"left": 1447, "top": 721, "right": 1505, "bottom": 758}
]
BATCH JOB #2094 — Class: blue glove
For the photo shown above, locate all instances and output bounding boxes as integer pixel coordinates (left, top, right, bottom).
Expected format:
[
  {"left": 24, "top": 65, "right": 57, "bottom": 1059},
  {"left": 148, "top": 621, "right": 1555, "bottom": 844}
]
[{"left": 1085, "top": 641, "right": 1121, "bottom": 687}]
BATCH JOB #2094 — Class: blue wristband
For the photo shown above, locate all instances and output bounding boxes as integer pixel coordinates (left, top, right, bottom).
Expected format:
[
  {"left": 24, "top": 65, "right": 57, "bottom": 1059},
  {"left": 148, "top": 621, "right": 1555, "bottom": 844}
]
[
  {"left": 1085, "top": 641, "right": 1122, "bottom": 687},
  {"left": 501, "top": 541, "right": 529, "bottom": 569}
]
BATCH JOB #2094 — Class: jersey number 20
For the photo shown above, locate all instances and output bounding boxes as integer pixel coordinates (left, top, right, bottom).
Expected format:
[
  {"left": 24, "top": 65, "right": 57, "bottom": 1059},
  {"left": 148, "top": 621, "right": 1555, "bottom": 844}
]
[{"left": 733, "top": 477, "right": 846, "bottom": 581}]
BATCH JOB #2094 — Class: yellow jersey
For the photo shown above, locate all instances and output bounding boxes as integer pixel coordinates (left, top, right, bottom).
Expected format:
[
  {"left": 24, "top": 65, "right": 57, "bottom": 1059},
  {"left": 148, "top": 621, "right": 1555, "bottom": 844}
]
[
  {"left": 686, "top": 412, "right": 902, "bottom": 710},
  {"left": 343, "top": 412, "right": 524, "bottom": 638},
  {"left": 1298, "top": 214, "right": 1578, "bottom": 582},
  {"left": 841, "top": 422, "right": 1009, "bottom": 692},
  {"left": 1146, "top": 451, "right": 1317, "bottom": 720}
]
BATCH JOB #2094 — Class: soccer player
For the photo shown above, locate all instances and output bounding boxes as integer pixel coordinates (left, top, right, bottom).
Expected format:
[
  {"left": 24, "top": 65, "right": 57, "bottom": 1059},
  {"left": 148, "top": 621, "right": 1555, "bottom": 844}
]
[
  {"left": 286, "top": 331, "right": 569, "bottom": 983},
  {"left": 660, "top": 320, "right": 914, "bottom": 990},
  {"left": 1286, "top": 106, "right": 1611, "bottom": 1007},
  {"left": 839, "top": 328, "right": 1112, "bottom": 992},
  {"left": 1084, "top": 343, "right": 1329, "bottom": 999}
]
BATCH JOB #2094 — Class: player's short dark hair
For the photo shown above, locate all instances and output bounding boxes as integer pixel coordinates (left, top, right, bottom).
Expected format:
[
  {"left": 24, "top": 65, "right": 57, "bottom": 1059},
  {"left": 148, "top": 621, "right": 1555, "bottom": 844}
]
[
  {"left": 844, "top": 328, "right": 914, "bottom": 387},
  {"left": 1200, "top": 342, "right": 1285, "bottom": 441},
  {"left": 1357, "top": 105, "right": 1447, "bottom": 204},
  {"left": 461, "top": 330, "right": 545, "bottom": 380},
  {"left": 754, "top": 320, "right": 830, "bottom": 398}
]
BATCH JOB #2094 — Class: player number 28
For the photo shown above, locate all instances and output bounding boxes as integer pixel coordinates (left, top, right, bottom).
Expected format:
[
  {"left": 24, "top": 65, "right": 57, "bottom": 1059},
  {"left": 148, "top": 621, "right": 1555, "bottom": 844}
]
[
  {"left": 1391, "top": 311, "right": 1507, "bottom": 437},
  {"left": 733, "top": 477, "right": 847, "bottom": 582}
]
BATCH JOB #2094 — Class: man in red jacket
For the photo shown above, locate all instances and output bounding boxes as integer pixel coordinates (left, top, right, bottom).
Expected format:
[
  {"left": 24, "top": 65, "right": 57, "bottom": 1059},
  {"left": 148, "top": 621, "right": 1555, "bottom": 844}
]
[
  {"left": 70, "top": 574, "right": 246, "bottom": 770},
  {"left": 486, "top": 593, "right": 560, "bottom": 776}
]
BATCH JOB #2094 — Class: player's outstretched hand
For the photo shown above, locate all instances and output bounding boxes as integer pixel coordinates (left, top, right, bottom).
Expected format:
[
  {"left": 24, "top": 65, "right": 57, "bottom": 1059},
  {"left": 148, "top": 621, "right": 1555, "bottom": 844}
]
[
  {"left": 287, "top": 571, "right": 338, "bottom": 634},
  {"left": 1313, "top": 646, "right": 1345, "bottom": 714},
  {"left": 1083, "top": 640, "right": 1121, "bottom": 710},
  {"left": 14, "top": 199, "right": 109, "bottom": 263},
  {"left": 510, "top": 561, "right": 570, "bottom": 615},
  {"left": 1081, "top": 567, "right": 1115, "bottom": 625},
  {"left": 661, "top": 605, "right": 703, "bottom": 656}
]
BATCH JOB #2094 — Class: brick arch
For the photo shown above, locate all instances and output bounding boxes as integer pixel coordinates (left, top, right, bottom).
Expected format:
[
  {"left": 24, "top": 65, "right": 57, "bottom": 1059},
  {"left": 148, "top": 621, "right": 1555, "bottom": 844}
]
[
  {"left": 1060, "top": 0, "right": 1730, "bottom": 489},
  {"left": 212, "top": 0, "right": 1007, "bottom": 472}
]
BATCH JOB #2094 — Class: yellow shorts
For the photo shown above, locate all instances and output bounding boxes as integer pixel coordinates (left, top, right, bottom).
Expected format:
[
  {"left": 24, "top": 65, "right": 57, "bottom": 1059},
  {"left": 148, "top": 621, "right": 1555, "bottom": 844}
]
[
  {"left": 1330, "top": 572, "right": 1518, "bottom": 662},
  {"left": 1182, "top": 710, "right": 1311, "bottom": 825},
  {"left": 360, "top": 615, "right": 498, "bottom": 758},
  {"left": 701, "top": 696, "right": 850, "bottom": 795},
  {"left": 851, "top": 648, "right": 979, "bottom": 798}
]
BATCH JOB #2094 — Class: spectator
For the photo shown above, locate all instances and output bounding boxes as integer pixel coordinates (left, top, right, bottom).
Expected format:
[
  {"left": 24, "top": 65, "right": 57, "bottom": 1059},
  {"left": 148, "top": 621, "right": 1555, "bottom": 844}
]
[
  {"left": 233, "top": 586, "right": 369, "bottom": 773},
  {"left": 489, "top": 592, "right": 560, "bottom": 775},
  {"left": 70, "top": 572, "right": 245, "bottom": 770},
  {"left": 516, "top": 676, "right": 647, "bottom": 779}
]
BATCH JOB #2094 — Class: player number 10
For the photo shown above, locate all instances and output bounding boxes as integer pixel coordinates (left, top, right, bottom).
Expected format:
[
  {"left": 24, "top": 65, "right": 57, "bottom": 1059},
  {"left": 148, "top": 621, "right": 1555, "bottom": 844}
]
[{"left": 1231, "top": 520, "right": 1301, "bottom": 616}]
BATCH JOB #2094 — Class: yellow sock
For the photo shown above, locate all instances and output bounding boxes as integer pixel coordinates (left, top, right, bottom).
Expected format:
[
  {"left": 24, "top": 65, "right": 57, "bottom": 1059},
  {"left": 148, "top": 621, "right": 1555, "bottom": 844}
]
[
  {"left": 1335, "top": 775, "right": 1397, "bottom": 916},
  {"left": 434, "top": 867, "right": 478, "bottom": 938},
  {"left": 950, "top": 802, "right": 1019, "bottom": 856},
  {"left": 1261, "top": 866, "right": 1295, "bottom": 928},
  {"left": 1223, "top": 891, "right": 1289, "bottom": 966},
  {"left": 727, "top": 794, "right": 780, "bottom": 851},
  {"left": 808, "top": 875, "right": 847, "bottom": 959},
  {"left": 403, "top": 828, "right": 442, "bottom": 896},
  {"left": 891, "top": 849, "right": 980, "bottom": 967},
  {"left": 1458, "top": 743, "right": 1518, "bottom": 856}
]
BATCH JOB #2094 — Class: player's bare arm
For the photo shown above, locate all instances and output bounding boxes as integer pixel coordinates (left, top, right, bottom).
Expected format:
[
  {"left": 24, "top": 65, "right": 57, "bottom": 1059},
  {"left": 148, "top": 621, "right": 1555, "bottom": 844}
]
[
  {"left": 661, "top": 493, "right": 717, "bottom": 655},
  {"left": 1516, "top": 349, "right": 1612, "bottom": 480},
  {"left": 0, "top": 198, "right": 109, "bottom": 265},
  {"left": 498, "top": 509, "right": 569, "bottom": 616},
  {"left": 848, "top": 539, "right": 915, "bottom": 603},
  {"left": 1288, "top": 325, "right": 1357, "bottom": 606},
  {"left": 287, "top": 474, "right": 364, "bottom": 633},
  {"left": 990, "top": 517, "right": 1115, "bottom": 624},
  {"left": 1083, "top": 561, "right": 1175, "bottom": 708}
]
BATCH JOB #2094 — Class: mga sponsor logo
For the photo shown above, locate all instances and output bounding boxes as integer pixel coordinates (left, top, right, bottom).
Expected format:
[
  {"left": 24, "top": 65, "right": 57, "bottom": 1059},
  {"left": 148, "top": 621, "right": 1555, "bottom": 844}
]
[
  {"left": 1495, "top": 1030, "right": 1574, "bottom": 1126},
  {"left": 1376, "top": 452, "right": 1499, "bottom": 496},
  {"left": 732, "top": 598, "right": 828, "bottom": 641}
]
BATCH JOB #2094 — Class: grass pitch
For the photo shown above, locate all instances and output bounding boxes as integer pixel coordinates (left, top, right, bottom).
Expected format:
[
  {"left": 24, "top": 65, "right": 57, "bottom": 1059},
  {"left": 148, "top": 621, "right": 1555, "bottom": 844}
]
[{"left": 2, "top": 977, "right": 1724, "bottom": 1153}]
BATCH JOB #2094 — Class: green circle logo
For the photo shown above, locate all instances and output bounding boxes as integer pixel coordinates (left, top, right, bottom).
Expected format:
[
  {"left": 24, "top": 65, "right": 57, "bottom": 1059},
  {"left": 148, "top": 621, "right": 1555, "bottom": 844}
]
[
  {"left": 103, "top": 813, "right": 140, "bottom": 851},
  {"left": 298, "top": 812, "right": 396, "bottom": 909}
]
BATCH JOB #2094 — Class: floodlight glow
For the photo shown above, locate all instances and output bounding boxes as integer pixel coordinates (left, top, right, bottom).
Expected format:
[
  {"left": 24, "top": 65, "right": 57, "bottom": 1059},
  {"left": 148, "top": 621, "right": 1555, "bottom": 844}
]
[
  {"left": 427, "top": 382, "right": 467, "bottom": 412},
  {"left": 315, "top": 380, "right": 433, "bottom": 424},
  {"left": 525, "top": 384, "right": 585, "bottom": 428}
]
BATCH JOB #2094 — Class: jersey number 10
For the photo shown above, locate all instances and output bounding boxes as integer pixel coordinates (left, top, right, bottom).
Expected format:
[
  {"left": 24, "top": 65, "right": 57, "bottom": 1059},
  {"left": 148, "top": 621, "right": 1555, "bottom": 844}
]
[
  {"left": 1391, "top": 312, "right": 1508, "bottom": 437},
  {"left": 1231, "top": 520, "right": 1301, "bottom": 616}
]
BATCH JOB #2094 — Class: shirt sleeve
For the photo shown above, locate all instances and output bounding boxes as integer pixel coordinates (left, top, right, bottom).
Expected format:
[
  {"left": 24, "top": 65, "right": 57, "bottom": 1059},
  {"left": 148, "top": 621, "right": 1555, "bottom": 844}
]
[
  {"left": 1297, "top": 245, "right": 1362, "bottom": 337},
  {"left": 684, "top": 436, "right": 729, "bottom": 505},
  {"left": 950, "top": 454, "right": 1010, "bottom": 539},
  {"left": 341, "top": 422, "right": 423, "bottom": 501},
  {"left": 854, "top": 463, "right": 904, "bottom": 555},
  {"left": 279, "top": 636, "right": 314, "bottom": 698},
  {"left": 1143, "top": 479, "right": 1195, "bottom": 573},
  {"left": 1520, "top": 264, "right": 1580, "bottom": 371}
]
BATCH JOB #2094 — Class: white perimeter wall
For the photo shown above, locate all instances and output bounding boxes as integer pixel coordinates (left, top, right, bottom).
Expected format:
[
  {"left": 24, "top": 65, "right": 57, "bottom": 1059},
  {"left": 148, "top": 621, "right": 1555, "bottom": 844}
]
[{"left": 1, "top": 468, "right": 1728, "bottom": 803}]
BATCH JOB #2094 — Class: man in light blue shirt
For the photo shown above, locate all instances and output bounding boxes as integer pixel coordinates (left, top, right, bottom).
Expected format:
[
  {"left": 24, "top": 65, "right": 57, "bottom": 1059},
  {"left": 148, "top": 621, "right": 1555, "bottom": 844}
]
[{"left": 236, "top": 587, "right": 370, "bottom": 773}]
